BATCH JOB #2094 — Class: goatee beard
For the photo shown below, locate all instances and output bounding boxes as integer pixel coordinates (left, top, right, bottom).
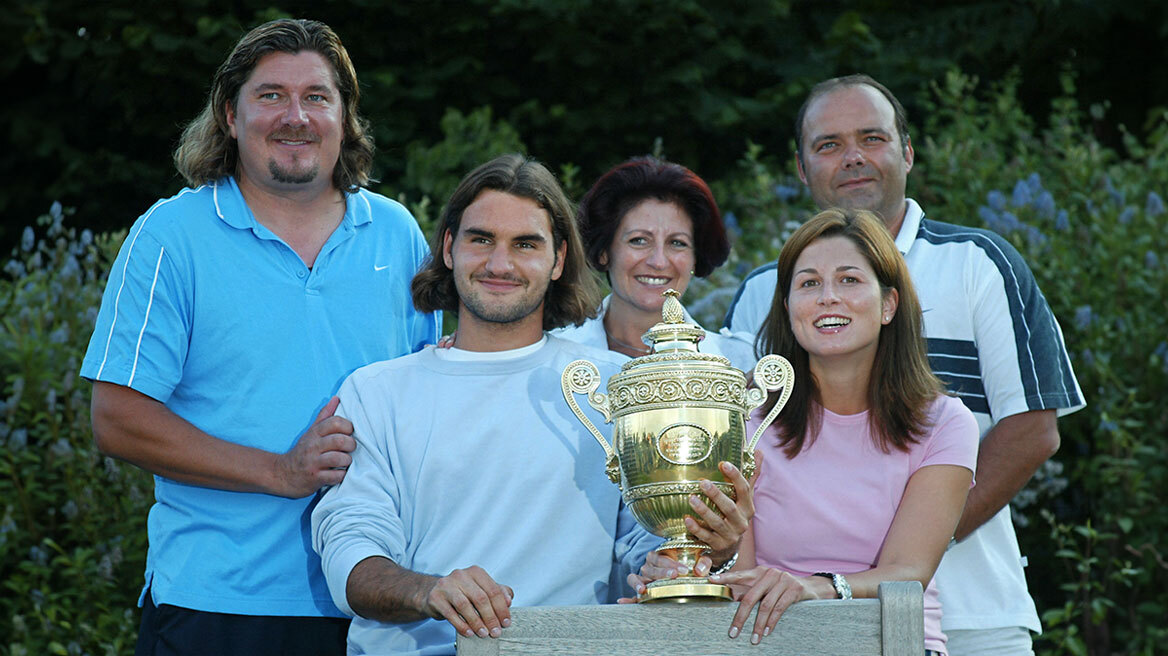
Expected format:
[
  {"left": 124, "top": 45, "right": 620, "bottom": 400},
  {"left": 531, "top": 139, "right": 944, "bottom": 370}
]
[{"left": 269, "top": 159, "right": 319, "bottom": 184}]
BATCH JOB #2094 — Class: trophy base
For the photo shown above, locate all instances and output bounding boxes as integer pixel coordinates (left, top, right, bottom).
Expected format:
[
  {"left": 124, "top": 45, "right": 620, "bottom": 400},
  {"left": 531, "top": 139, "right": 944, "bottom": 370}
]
[{"left": 639, "top": 577, "right": 733, "bottom": 603}]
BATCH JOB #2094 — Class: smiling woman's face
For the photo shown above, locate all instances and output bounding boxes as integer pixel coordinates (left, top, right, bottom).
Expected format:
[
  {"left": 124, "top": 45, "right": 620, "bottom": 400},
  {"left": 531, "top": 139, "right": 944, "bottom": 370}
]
[
  {"left": 786, "top": 235, "right": 897, "bottom": 365},
  {"left": 602, "top": 199, "right": 696, "bottom": 316}
]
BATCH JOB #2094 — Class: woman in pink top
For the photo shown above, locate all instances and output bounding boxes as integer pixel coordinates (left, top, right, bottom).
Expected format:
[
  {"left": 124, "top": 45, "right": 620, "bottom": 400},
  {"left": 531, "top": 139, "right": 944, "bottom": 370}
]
[{"left": 708, "top": 208, "right": 978, "bottom": 655}]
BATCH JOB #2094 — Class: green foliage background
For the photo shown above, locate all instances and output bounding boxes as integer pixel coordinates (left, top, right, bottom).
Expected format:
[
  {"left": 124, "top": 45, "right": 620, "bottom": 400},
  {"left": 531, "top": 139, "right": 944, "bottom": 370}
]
[
  {"left": 3, "top": 3, "right": 1167, "bottom": 655},
  {"left": 6, "top": 0, "right": 1168, "bottom": 247}
]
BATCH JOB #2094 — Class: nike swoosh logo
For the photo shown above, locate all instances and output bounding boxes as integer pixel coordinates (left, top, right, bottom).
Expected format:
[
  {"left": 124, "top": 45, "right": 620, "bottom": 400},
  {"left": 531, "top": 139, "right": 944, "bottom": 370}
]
[{"left": 374, "top": 264, "right": 390, "bottom": 272}]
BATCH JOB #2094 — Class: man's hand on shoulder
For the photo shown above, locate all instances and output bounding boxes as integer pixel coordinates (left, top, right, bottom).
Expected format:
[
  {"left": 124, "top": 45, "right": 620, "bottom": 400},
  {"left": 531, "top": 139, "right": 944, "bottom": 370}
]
[{"left": 273, "top": 396, "right": 356, "bottom": 498}]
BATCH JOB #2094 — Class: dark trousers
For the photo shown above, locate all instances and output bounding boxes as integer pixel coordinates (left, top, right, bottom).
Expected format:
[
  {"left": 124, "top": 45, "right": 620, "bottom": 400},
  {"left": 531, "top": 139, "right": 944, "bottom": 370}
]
[{"left": 135, "top": 592, "right": 349, "bottom": 656}]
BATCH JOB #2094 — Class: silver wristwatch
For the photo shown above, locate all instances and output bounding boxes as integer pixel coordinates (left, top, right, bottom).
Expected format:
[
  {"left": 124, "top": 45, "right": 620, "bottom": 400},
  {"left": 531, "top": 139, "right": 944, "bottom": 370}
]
[
  {"left": 813, "top": 572, "right": 853, "bottom": 599},
  {"left": 710, "top": 552, "right": 738, "bottom": 575}
]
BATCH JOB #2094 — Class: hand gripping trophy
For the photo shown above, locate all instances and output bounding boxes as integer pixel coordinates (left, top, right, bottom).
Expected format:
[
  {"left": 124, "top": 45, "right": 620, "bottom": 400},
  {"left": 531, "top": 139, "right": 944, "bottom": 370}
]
[{"left": 562, "top": 289, "right": 793, "bottom": 602}]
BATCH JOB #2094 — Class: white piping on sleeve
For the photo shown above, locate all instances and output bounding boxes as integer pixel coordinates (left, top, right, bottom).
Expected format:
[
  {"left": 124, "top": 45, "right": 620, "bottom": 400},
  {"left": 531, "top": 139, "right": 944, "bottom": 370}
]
[
  {"left": 128, "top": 247, "right": 166, "bottom": 387},
  {"left": 213, "top": 180, "right": 224, "bottom": 219},
  {"left": 94, "top": 187, "right": 200, "bottom": 380}
]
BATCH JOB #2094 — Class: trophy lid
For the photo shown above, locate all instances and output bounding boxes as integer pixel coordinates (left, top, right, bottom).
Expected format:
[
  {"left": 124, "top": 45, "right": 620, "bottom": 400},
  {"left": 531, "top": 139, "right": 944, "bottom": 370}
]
[{"left": 641, "top": 289, "right": 708, "bottom": 355}]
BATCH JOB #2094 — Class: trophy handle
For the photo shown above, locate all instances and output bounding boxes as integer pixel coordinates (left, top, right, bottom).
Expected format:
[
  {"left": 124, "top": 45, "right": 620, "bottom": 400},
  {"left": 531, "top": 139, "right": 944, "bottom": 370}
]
[
  {"left": 561, "top": 359, "right": 620, "bottom": 484},
  {"left": 742, "top": 355, "right": 795, "bottom": 475}
]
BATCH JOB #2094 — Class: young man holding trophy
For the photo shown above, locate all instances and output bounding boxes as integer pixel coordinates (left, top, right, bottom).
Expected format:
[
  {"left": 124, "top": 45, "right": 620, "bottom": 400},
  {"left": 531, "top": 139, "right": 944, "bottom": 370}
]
[{"left": 311, "top": 154, "right": 754, "bottom": 655}]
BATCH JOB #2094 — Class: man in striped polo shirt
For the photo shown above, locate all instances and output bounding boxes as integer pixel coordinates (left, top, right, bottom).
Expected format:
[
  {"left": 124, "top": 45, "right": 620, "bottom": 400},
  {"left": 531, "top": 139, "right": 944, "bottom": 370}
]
[{"left": 723, "top": 74, "right": 1084, "bottom": 655}]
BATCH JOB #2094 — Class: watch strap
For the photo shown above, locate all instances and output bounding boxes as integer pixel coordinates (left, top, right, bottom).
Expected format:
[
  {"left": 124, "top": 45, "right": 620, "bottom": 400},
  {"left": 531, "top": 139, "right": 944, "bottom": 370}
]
[
  {"left": 710, "top": 552, "right": 738, "bottom": 575},
  {"left": 812, "top": 572, "right": 853, "bottom": 599}
]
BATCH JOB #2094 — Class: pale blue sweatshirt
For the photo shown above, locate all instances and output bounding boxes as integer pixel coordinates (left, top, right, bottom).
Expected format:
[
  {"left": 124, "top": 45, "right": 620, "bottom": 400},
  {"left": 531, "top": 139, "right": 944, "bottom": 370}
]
[{"left": 312, "top": 336, "right": 661, "bottom": 655}]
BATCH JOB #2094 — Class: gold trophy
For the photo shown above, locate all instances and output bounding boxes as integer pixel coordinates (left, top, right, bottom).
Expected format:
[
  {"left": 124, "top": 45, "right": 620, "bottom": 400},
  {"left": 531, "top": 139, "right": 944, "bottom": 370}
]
[{"left": 561, "top": 290, "right": 793, "bottom": 602}]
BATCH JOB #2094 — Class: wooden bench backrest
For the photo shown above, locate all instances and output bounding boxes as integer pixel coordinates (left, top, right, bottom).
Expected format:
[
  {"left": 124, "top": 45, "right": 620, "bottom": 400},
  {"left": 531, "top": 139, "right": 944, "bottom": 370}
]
[{"left": 457, "top": 580, "right": 924, "bottom": 655}]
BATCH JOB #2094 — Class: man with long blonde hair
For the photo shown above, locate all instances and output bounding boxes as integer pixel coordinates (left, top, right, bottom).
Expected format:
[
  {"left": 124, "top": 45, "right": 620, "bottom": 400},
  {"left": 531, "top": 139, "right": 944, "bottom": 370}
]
[{"left": 81, "top": 18, "right": 438, "bottom": 656}]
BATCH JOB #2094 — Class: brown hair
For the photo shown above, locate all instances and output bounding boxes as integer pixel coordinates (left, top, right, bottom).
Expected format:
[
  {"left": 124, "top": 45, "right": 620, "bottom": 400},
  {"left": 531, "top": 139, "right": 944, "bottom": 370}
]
[
  {"left": 794, "top": 74, "right": 911, "bottom": 168},
  {"left": 758, "top": 208, "right": 942, "bottom": 456},
  {"left": 577, "top": 157, "right": 730, "bottom": 278},
  {"left": 412, "top": 154, "right": 601, "bottom": 330},
  {"left": 173, "top": 18, "right": 373, "bottom": 191}
]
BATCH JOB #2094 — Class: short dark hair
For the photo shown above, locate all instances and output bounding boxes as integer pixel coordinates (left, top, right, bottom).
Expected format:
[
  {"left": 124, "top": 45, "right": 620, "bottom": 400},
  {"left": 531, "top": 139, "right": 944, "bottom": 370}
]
[
  {"left": 577, "top": 157, "right": 730, "bottom": 278},
  {"left": 174, "top": 18, "right": 374, "bottom": 191},
  {"left": 412, "top": 154, "right": 600, "bottom": 330},
  {"left": 758, "top": 208, "right": 942, "bottom": 457},
  {"left": 794, "top": 74, "right": 910, "bottom": 166}
]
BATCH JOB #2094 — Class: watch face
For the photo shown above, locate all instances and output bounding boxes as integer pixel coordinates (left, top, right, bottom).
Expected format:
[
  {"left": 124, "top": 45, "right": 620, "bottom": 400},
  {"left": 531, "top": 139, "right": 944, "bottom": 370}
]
[{"left": 832, "top": 573, "right": 853, "bottom": 600}]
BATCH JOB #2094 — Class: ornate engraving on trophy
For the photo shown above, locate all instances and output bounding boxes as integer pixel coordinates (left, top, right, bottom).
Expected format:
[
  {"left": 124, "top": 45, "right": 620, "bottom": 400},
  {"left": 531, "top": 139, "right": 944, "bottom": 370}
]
[{"left": 655, "top": 422, "right": 713, "bottom": 465}]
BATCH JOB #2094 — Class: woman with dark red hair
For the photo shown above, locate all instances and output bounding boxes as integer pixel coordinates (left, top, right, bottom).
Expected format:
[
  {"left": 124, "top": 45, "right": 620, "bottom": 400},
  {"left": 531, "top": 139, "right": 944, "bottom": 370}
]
[{"left": 554, "top": 156, "right": 755, "bottom": 370}]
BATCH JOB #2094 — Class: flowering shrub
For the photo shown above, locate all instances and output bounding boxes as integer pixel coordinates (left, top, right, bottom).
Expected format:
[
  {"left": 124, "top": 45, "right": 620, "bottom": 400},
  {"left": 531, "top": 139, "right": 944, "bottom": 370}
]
[
  {"left": 915, "top": 71, "right": 1168, "bottom": 655},
  {"left": 1, "top": 206, "right": 148, "bottom": 656}
]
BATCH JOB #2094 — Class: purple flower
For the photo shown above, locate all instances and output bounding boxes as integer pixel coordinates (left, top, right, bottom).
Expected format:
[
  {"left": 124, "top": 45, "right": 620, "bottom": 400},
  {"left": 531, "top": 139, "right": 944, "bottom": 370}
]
[
  {"left": 1035, "top": 191, "right": 1056, "bottom": 220},
  {"left": 1073, "top": 305, "right": 1094, "bottom": 331},
  {"left": 21, "top": 227, "right": 35, "bottom": 251},
  {"left": 978, "top": 205, "right": 999, "bottom": 226},
  {"left": 1055, "top": 210, "right": 1070, "bottom": 232},
  {"left": 1155, "top": 343, "right": 1168, "bottom": 373},
  {"left": 29, "top": 547, "right": 48, "bottom": 567},
  {"left": 773, "top": 184, "right": 801, "bottom": 202},
  {"left": 50, "top": 438, "right": 73, "bottom": 458},
  {"left": 1118, "top": 206, "right": 1135, "bottom": 225},
  {"left": 1104, "top": 175, "right": 1124, "bottom": 206},
  {"left": 986, "top": 190, "right": 1007, "bottom": 211},
  {"left": 1011, "top": 180, "right": 1032, "bottom": 207},
  {"left": 1147, "top": 251, "right": 1160, "bottom": 269},
  {"left": 1025, "top": 225, "right": 1048, "bottom": 248},
  {"left": 1026, "top": 172, "right": 1043, "bottom": 195},
  {"left": 722, "top": 211, "right": 740, "bottom": 237},
  {"left": 1001, "top": 212, "right": 1022, "bottom": 232},
  {"left": 1147, "top": 191, "right": 1164, "bottom": 218}
]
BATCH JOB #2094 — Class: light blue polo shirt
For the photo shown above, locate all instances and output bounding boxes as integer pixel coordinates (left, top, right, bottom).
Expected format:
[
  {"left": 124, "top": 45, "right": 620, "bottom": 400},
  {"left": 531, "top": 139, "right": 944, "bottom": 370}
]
[{"left": 81, "top": 176, "right": 440, "bottom": 617}]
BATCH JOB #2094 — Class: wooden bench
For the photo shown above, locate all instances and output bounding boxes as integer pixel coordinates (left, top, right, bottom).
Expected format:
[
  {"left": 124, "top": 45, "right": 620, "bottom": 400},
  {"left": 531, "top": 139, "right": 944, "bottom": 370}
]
[{"left": 457, "top": 580, "right": 924, "bottom": 655}]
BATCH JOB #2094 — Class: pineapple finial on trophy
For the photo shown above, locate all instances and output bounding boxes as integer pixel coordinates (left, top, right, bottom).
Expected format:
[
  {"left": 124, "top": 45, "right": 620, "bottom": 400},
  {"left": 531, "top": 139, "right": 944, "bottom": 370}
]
[{"left": 661, "top": 288, "right": 684, "bottom": 324}]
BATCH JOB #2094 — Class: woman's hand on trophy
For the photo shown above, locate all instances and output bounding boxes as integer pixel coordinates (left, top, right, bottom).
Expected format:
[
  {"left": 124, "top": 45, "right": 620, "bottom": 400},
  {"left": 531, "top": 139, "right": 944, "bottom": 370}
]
[
  {"left": 708, "top": 566, "right": 816, "bottom": 645},
  {"left": 684, "top": 450, "right": 763, "bottom": 564},
  {"left": 423, "top": 565, "right": 514, "bottom": 639}
]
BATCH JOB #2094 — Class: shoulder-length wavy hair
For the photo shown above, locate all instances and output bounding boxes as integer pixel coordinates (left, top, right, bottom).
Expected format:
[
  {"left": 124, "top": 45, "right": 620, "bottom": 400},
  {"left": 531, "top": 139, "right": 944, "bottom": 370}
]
[
  {"left": 577, "top": 156, "right": 730, "bottom": 278},
  {"left": 173, "top": 18, "right": 373, "bottom": 191},
  {"left": 758, "top": 208, "right": 942, "bottom": 456},
  {"left": 412, "top": 154, "right": 601, "bottom": 331}
]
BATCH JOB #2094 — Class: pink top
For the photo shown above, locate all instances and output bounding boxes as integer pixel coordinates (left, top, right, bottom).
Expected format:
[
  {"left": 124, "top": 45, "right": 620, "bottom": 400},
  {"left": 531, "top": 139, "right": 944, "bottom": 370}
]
[{"left": 749, "top": 394, "right": 978, "bottom": 654}]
